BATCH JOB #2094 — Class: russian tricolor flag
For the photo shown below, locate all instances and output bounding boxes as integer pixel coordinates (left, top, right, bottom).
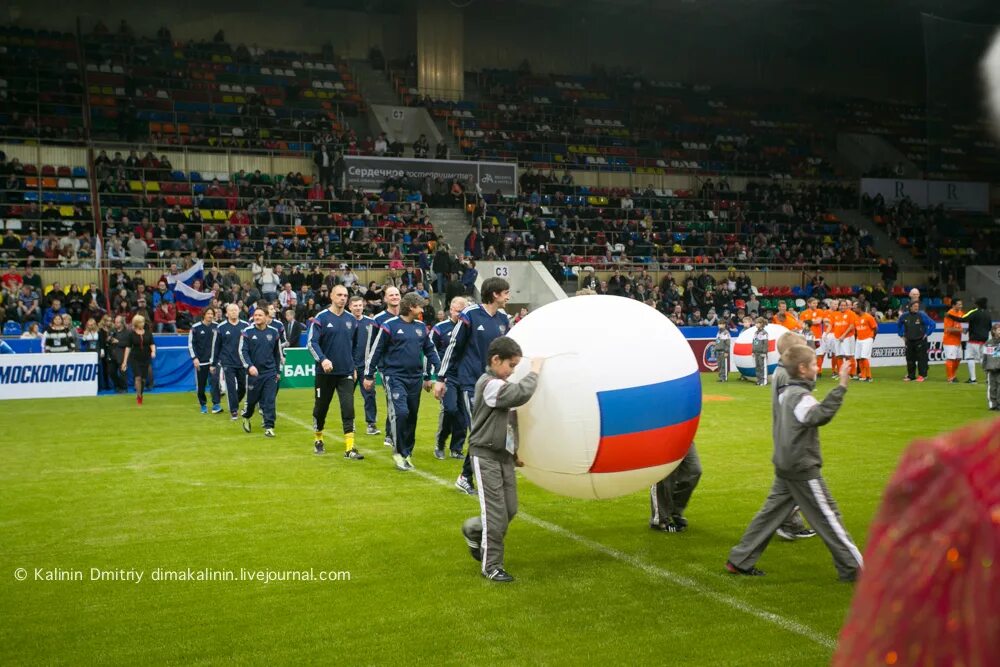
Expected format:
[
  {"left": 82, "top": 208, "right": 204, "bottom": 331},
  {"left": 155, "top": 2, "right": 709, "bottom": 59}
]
[
  {"left": 173, "top": 280, "right": 213, "bottom": 315},
  {"left": 167, "top": 260, "right": 205, "bottom": 287},
  {"left": 590, "top": 371, "right": 701, "bottom": 473}
]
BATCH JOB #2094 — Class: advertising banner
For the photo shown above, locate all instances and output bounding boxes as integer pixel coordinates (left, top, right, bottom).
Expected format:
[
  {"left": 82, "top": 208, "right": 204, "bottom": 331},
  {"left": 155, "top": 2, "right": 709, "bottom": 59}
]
[
  {"left": 0, "top": 352, "right": 99, "bottom": 400},
  {"left": 860, "top": 178, "right": 989, "bottom": 213},
  {"left": 678, "top": 324, "right": 946, "bottom": 372},
  {"left": 281, "top": 348, "right": 317, "bottom": 389},
  {"left": 345, "top": 155, "right": 517, "bottom": 196}
]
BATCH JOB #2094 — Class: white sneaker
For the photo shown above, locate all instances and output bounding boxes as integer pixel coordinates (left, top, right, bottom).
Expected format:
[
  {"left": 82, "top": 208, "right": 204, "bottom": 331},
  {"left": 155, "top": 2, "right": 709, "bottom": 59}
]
[
  {"left": 393, "top": 454, "right": 408, "bottom": 471},
  {"left": 404, "top": 456, "right": 415, "bottom": 470}
]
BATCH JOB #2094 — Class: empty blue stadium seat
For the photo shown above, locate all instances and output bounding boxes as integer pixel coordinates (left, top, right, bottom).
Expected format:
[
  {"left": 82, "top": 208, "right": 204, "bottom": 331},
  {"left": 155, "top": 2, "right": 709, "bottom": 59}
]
[{"left": 3, "top": 322, "right": 22, "bottom": 336}]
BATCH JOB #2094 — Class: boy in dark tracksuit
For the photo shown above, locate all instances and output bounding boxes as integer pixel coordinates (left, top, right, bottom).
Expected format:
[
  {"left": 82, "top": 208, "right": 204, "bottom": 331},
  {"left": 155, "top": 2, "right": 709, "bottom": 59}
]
[
  {"left": 727, "top": 344, "right": 863, "bottom": 581},
  {"left": 364, "top": 294, "right": 440, "bottom": 471},
  {"left": 714, "top": 324, "right": 731, "bottom": 382},
  {"left": 752, "top": 317, "right": 769, "bottom": 386},
  {"left": 981, "top": 324, "right": 1000, "bottom": 410},
  {"left": 238, "top": 307, "right": 283, "bottom": 437},
  {"left": 461, "top": 336, "right": 542, "bottom": 583},
  {"left": 649, "top": 443, "right": 701, "bottom": 532}
]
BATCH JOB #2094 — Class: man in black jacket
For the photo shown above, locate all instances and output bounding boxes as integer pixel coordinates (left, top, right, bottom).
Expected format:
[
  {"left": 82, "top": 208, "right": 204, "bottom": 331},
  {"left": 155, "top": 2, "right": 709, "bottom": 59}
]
[{"left": 958, "top": 297, "right": 992, "bottom": 384}]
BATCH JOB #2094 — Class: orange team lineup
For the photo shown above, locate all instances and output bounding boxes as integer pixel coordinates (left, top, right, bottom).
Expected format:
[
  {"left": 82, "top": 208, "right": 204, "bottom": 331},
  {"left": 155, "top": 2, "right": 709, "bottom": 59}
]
[{"left": 769, "top": 297, "right": 879, "bottom": 382}]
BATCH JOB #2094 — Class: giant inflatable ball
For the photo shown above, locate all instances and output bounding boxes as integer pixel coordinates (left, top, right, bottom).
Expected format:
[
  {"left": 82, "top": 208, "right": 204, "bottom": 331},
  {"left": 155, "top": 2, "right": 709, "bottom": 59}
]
[
  {"left": 507, "top": 295, "right": 701, "bottom": 500},
  {"left": 732, "top": 323, "right": 789, "bottom": 380}
]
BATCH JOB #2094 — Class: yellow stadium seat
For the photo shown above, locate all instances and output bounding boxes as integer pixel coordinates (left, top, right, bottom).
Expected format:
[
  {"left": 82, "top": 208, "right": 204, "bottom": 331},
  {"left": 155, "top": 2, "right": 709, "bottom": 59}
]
[
  {"left": 145, "top": 181, "right": 160, "bottom": 193},
  {"left": 129, "top": 180, "right": 144, "bottom": 192}
]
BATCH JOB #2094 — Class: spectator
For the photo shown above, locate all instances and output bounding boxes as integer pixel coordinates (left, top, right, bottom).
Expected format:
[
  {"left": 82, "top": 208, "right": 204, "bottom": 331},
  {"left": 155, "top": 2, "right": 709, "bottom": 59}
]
[
  {"left": 413, "top": 134, "right": 430, "bottom": 159},
  {"left": 17, "top": 284, "right": 39, "bottom": 323},
  {"left": 42, "top": 298, "right": 67, "bottom": 329},
  {"left": 79, "top": 318, "right": 101, "bottom": 352},
  {"left": 151, "top": 281, "right": 174, "bottom": 308},
  {"left": 154, "top": 301, "right": 177, "bottom": 333},
  {"left": 461, "top": 260, "right": 478, "bottom": 296},
  {"left": 20, "top": 321, "right": 41, "bottom": 339},
  {"left": 43, "top": 313, "right": 76, "bottom": 353}
]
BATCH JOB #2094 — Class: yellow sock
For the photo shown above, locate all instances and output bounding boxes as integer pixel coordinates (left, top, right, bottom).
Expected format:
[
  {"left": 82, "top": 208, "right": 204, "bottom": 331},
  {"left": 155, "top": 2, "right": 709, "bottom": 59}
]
[
  {"left": 344, "top": 432, "right": 355, "bottom": 452},
  {"left": 314, "top": 431, "right": 323, "bottom": 442}
]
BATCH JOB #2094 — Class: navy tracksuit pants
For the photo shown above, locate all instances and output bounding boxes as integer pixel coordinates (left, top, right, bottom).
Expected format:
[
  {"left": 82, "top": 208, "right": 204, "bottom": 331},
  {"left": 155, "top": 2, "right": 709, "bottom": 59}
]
[
  {"left": 222, "top": 365, "right": 247, "bottom": 414},
  {"left": 354, "top": 365, "right": 378, "bottom": 426},
  {"left": 196, "top": 365, "right": 221, "bottom": 407},
  {"left": 436, "top": 379, "right": 466, "bottom": 454},
  {"left": 384, "top": 374, "right": 423, "bottom": 458},
  {"left": 244, "top": 372, "right": 279, "bottom": 429}
]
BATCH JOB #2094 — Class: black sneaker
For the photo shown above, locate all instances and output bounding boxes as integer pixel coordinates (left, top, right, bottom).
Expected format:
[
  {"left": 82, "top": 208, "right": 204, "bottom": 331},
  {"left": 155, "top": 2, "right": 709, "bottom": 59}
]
[
  {"left": 650, "top": 521, "right": 684, "bottom": 533},
  {"left": 450, "top": 451, "right": 464, "bottom": 459},
  {"left": 241, "top": 416, "right": 251, "bottom": 433},
  {"left": 462, "top": 531, "right": 482, "bottom": 562},
  {"left": 839, "top": 571, "right": 859, "bottom": 583},
  {"left": 231, "top": 411, "right": 239, "bottom": 421},
  {"left": 726, "top": 561, "right": 765, "bottom": 576},
  {"left": 433, "top": 448, "right": 445, "bottom": 460},
  {"left": 314, "top": 441, "right": 325, "bottom": 455},
  {"left": 455, "top": 475, "right": 476, "bottom": 495},
  {"left": 344, "top": 448, "right": 365, "bottom": 460},
  {"left": 483, "top": 568, "right": 514, "bottom": 583},
  {"left": 966, "top": 379, "right": 978, "bottom": 384},
  {"left": 366, "top": 424, "right": 381, "bottom": 435},
  {"left": 672, "top": 515, "right": 689, "bottom": 530}
]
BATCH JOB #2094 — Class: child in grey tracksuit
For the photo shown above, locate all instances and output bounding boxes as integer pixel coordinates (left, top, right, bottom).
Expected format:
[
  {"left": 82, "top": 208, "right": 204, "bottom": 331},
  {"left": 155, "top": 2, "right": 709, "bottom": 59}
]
[
  {"left": 727, "top": 345, "right": 863, "bottom": 581},
  {"left": 752, "top": 317, "right": 769, "bottom": 385},
  {"left": 714, "top": 324, "right": 731, "bottom": 382},
  {"left": 982, "top": 324, "right": 1000, "bottom": 410},
  {"left": 461, "top": 336, "right": 542, "bottom": 583}
]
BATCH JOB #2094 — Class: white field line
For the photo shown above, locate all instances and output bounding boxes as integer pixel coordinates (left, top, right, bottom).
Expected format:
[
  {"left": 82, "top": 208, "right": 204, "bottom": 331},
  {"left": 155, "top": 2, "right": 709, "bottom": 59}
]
[{"left": 276, "top": 410, "right": 837, "bottom": 650}]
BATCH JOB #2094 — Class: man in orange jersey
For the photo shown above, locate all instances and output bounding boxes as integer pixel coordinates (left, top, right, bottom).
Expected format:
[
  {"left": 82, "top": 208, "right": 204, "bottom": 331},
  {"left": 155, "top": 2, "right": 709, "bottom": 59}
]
[
  {"left": 852, "top": 301, "right": 878, "bottom": 382},
  {"left": 942, "top": 299, "right": 964, "bottom": 383},
  {"left": 771, "top": 300, "right": 802, "bottom": 332},
  {"left": 800, "top": 297, "right": 827, "bottom": 377},
  {"left": 829, "top": 299, "right": 857, "bottom": 378}
]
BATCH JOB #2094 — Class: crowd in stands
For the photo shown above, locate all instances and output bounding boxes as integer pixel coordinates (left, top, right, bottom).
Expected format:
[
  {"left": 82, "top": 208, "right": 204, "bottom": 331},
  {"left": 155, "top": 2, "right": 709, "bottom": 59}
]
[{"left": 465, "top": 181, "right": 871, "bottom": 274}]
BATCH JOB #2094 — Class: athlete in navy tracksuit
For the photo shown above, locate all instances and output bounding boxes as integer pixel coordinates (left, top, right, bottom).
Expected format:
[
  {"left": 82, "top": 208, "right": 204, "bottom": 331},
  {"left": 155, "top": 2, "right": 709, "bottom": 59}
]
[
  {"left": 365, "top": 293, "right": 440, "bottom": 471},
  {"left": 213, "top": 304, "right": 249, "bottom": 419},
  {"left": 265, "top": 303, "right": 286, "bottom": 394},
  {"left": 349, "top": 295, "right": 379, "bottom": 434},
  {"left": 434, "top": 278, "right": 511, "bottom": 493},
  {"left": 239, "top": 307, "right": 283, "bottom": 436},
  {"left": 189, "top": 307, "right": 221, "bottom": 414},
  {"left": 372, "top": 287, "right": 401, "bottom": 445},
  {"left": 431, "top": 296, "right": 467, "bottom": 459},
  {"left": 307, "top": 285, "right": 363, "bottom": 459}
]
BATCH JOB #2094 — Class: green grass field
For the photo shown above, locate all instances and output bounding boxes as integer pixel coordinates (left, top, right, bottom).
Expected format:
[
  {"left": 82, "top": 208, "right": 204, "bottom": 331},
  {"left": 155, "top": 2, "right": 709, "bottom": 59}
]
[{"left": 0, "top": 369, "right": 990, "bottom": 665}]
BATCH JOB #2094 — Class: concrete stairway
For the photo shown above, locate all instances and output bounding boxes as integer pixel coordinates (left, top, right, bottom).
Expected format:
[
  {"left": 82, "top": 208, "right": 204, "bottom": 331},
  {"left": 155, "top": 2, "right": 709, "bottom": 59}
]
[
  {"left": 350, "top": 59, "right": 399, "bottom": 106},
  {"left": 428, "top": 208, "right": 470, "bottom": 253},
  {"left": 833, "top": 208, "right": 923, "bottom": 271}
]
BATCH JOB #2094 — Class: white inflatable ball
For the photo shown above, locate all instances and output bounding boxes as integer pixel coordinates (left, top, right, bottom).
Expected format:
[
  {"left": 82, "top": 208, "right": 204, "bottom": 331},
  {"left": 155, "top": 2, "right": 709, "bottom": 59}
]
[
  {"left": 507, "top": 295, "right": 701, "bottom": 500},
  {"left": 733, "top": 323, "right": 789, "bottom": 380},
  {"left": 984, "top": 29, "right": 1000, "bottom": 139}
]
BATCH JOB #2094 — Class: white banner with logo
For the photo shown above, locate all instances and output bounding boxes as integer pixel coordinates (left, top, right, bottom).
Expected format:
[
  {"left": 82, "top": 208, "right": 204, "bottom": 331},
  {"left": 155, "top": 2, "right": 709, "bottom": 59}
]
[
  {"left": 860, "top": 178, "right": 989, "bottom": 213},
  {"left": 0, "top": 352, "right": 99, "bottom": 400},
  {"left": 870, "top": 332, "right": 945, "bottom": 367},
  {"left": 345, "top": 155, "right": 517, "bottom": 196}
]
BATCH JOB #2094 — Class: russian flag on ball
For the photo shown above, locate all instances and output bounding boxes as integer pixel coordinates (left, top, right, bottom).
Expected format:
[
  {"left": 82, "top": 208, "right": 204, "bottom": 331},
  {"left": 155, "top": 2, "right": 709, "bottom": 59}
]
[
  {"left": 172, "top": 280, "right": 213, "bottom": 314},
  {"left": 591, "top": 371, "right": 701, "bottom": 473}
]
